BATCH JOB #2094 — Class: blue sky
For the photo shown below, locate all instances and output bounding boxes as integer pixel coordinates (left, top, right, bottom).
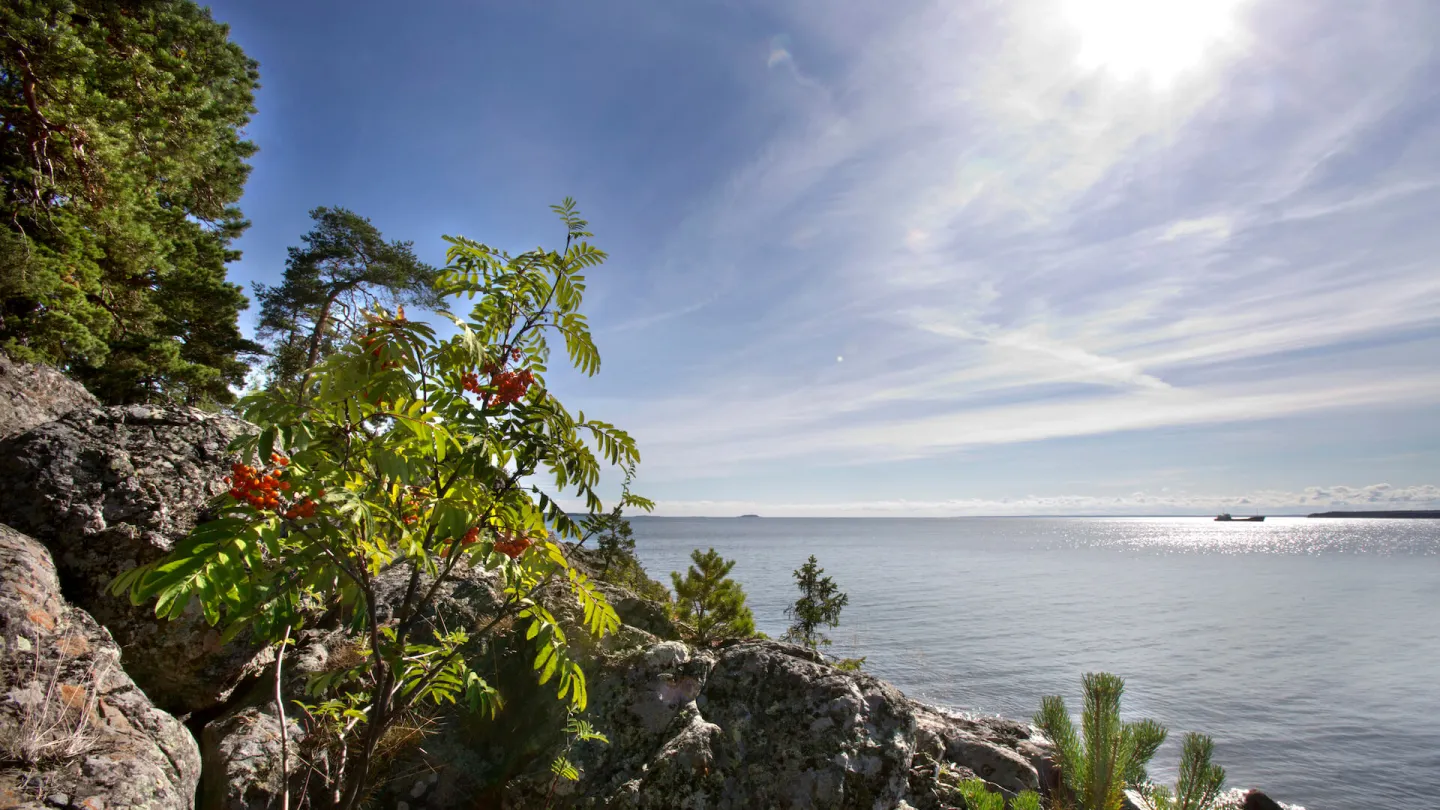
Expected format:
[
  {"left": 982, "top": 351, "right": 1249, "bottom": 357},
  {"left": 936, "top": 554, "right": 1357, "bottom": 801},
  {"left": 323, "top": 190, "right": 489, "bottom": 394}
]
[{"left": 211, "top": 0, "right": 1439, "bottom": 516}]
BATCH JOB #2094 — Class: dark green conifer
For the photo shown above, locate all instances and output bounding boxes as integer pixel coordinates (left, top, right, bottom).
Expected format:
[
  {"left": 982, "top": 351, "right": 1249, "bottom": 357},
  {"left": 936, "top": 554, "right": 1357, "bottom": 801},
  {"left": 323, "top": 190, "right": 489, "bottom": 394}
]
[
  {"left": 783, "top": 555, "right": 848, "bottom": 650},
  {"left": 254, "top": 207, "right": 438, "bottom": 394},
  {"left": 591, "top": 507, "right": 636, "bottom": 578},
  {"left": 670, "top": 548, "right": 756, "bottom": 643},
  {"left": 1, "top": 0, "right": 262, "bottom": 404}
]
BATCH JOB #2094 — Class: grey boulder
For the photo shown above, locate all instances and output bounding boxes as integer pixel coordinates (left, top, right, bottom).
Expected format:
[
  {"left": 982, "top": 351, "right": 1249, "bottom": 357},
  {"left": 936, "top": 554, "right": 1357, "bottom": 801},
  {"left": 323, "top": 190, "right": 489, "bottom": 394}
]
[
  {"left": 0, "top": 523, "right": 201, "bottom": 810},
  {"left": 0, "top": 355, "right": 98, "bottom": 440},
  {"left": 0, "top": 405, "right": 266, "bottom": 715}
]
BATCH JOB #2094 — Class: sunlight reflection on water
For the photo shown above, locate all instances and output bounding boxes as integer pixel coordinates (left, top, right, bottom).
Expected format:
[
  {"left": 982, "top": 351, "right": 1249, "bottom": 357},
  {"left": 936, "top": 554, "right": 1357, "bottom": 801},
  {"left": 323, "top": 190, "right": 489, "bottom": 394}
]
[
  {"left": 632, "top": 516, "right": 1440, "bottom": 810},
  {"left": 1045, "top": 516, "right": 1439, "bottom": 555}
]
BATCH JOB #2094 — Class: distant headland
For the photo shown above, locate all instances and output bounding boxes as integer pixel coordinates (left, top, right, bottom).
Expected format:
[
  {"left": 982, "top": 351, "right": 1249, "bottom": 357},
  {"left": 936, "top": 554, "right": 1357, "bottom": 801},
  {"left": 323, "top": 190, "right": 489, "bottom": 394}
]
[
  {"left": 738, "top": 513, "right": 762, "bottom": 518},
  {"left": 1308, "top": 510, "right": 1440, "bottom": 519}
]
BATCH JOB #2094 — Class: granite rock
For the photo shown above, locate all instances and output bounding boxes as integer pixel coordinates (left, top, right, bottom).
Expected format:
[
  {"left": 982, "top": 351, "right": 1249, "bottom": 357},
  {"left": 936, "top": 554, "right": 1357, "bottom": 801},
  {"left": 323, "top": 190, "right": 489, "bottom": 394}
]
[
  {"left": 0, "top": 405, "right": 266, "bottom": 715},
  {"left": 0, "top": 523, "right": 201, "bottom": 810},
  {"left": 0, "top": 356, "right": 98, "bottom": 440}
]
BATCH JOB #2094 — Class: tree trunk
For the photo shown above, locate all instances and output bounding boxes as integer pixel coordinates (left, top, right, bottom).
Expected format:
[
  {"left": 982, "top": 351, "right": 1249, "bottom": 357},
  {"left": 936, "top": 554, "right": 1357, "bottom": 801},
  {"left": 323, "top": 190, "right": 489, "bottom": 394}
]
[
  {"left": 296, "top": 289, "right": 341, "bottom": 403},
  {"left": 305, "top": 289, "right": 342, "bottom": 371}
]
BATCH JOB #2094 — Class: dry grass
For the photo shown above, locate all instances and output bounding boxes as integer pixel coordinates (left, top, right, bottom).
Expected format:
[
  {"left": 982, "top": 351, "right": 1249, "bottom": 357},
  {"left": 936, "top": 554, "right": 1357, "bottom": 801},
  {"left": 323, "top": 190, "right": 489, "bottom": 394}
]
[{"left": 0, "top": 639, "right": 108, "bottom": 768}]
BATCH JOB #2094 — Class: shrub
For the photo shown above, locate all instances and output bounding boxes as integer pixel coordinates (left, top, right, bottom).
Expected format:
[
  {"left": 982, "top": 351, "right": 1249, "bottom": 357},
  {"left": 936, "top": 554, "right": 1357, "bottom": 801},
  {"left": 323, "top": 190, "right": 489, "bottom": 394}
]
[
  {"left": 670, "top": 548, "right": 756, "bottom": 643},
  {"left": 114, "top": 201, "right": 648, "bottom": 810}
]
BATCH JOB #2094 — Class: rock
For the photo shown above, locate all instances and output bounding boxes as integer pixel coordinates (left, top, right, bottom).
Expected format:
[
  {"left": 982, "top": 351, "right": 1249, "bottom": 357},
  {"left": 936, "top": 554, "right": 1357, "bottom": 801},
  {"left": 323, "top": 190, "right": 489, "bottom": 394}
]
[
  {"left": 911, "top": 704, "right": 1049, "bottom": 794},
  {"left": 907, "top": 704, "right": 1052, "bottom": 808},
  {"left": 0, "top": 523, "right": 201, "bottom": 810},
  {"left": 610, "top": 593, "right": 680, "bottom": 641},
  {"left": 1122, "top": 789, "right": 1153, "bottom": 810},
  {"left": 1242, "top": 789, "right": 1286, "bottom": 810},
  {"left": 197, "top": 625, "right": 367, "bottom": 810},
  {"left": 0, "top": 355, "right": 98, "bottom": 439},
  {"left": 0, "top": 354, "right": 98, "bottom": 438},
  {"left": 524, "top": 638, "right": 917, "bottom": 809},
  {"left": 199, "top": 693, "right": 306, "bottom": 810},
  {"left": 0, "top": 405, "right": 266, "bottom": 715}
]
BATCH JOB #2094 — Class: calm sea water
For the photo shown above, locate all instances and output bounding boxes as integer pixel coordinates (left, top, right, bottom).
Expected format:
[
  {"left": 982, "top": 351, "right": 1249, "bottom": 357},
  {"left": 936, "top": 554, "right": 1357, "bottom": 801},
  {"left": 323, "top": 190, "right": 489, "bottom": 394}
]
[{"left": 627, "top": 517, "right": 1440, "bottom": 810}]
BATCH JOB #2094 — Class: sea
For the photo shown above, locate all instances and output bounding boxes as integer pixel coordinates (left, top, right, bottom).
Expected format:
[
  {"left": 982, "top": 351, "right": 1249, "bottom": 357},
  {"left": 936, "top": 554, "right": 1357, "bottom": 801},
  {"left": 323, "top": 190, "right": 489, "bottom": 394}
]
[{"left": 627, "top": 516, "right": 1440, "bottom": 810}]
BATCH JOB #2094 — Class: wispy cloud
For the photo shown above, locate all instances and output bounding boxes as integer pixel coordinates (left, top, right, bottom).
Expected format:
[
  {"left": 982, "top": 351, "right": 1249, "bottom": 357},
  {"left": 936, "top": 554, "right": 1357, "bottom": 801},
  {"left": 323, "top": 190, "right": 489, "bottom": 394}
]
[
  {"left": 1159, "top": 215, "right": 1233, "bottom": 242},
  {"left": 647, "top": 482, "right": 1440, "bottom": 517},
  {"left": 588, "top": 0, "right": 1440, "bottom": 492}
]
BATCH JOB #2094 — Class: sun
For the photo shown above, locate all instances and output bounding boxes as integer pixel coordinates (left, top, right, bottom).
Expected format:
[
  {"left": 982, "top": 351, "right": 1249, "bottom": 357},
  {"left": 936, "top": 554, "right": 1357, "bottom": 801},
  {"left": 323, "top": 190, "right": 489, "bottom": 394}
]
[{"left": 1061, "top": 0, "right": 1248, "bottom": 86}]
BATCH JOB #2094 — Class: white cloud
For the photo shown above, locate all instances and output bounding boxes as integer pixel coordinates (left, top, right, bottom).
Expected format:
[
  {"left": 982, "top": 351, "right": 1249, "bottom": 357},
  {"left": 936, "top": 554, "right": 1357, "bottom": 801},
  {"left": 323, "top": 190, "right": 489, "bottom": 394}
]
[
  {"left": 590, "top": 0, "right": 1440, "bottom": 494},
  {"left": 647, "top": 482, "right": 1440, "bottom": 517},
  {"left": 627, "top": 369, "right": 1440, "bottom": 478},
  {"left": 1159, "top": 215, "right": 1233, "bottom": 241}
]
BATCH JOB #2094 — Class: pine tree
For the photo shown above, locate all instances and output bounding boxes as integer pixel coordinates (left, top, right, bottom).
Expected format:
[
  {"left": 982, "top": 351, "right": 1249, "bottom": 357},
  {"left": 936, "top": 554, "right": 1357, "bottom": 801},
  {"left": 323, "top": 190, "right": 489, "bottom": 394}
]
[
  {"left": 1143, "top": 733, "right": 1227, "bottom": 810},
  {"left": 254, "top": 207, "right": 439, "bottom": 394},
  {"left": 1034, "top": 672, "right": 1171, "bottom": 810},
  {"left": 1, "top": 0, "right": 262, "bottom": 404},
  {"left": 670, "top": 548, "right": 756, "bottom": 643},
  {"left": 583, "top": 507, "right": 667, "bottom": 602},
  {"left": 591, "top": 507, "right": 636, "bottom": 579},
  {"left": 783, "top": 555, "right": 848, "bottom": 650}
]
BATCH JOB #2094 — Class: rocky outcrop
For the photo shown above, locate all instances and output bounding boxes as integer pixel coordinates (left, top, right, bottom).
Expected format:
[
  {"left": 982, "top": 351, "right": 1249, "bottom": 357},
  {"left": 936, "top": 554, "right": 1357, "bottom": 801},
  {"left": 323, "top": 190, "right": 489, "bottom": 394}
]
[
  {"left": 0, "top": 405, "right": 265, "bottom": 715},
  {"left": 0, "top": 523, "right": 201, "bottom": 810},
  {"left": 358, "top": 627, "right": 1050, "bottom": 810},
  {"left": 598, "top": 638, "right": 918, "bottom": 810},
  {"left": 185, "top": 535, "right": 1058, "bottom": 810},
  {"left": 908, "top": 703, "right": 1052, "bottom": 806},
  {"left": 0, "top": 355, "right": 98, "bottom": 439}
]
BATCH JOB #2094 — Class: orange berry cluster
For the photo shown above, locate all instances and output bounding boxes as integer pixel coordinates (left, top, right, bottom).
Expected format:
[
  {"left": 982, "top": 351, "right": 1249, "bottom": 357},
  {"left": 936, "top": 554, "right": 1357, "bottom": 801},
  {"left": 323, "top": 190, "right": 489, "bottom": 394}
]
[
  {"left": 284, "top": 499, "right": 318, "bottom": 521},
  {"left": 438, "top": 526, "right": 482, "bottom": 557},
  {"left": 460, "top": 359, "right": 535, "bottom": 407},
  {"left": 224, "top": 455, "right": 291, "bottom": 509},
  {"left": 494, "top": 530, "right": 533, "bottom": 559},
  {"left": 489, "top": 369, "right": 534, "bottom": 407},
  {"left": 222, "top": 454, "right": 319, "bottom": 522},
  {"left": 400, "top": 486, "right": 428, "bottom": 526}
]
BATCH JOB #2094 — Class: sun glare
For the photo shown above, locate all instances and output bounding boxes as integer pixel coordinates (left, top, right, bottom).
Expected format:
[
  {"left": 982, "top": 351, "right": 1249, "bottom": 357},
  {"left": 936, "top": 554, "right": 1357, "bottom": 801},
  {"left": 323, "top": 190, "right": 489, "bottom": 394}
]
[{"left": 1061, "top": 0, "right": 1247, "bottom": 86}]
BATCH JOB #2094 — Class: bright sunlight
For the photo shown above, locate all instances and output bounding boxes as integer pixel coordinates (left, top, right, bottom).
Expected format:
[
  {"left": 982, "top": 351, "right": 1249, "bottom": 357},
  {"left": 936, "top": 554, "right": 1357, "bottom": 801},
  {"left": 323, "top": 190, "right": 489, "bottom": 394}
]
[{"left": 1061, "top": 0, "right": 1249, "bottom": 86}]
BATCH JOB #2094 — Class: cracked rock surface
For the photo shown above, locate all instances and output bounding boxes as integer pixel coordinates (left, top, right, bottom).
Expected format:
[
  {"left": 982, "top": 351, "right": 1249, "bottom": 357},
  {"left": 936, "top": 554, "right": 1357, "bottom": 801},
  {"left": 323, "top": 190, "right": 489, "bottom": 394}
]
[
  {"left": 0, "top": 406, "right": 267, "bottom": 716},
  {"left": 0, "top": 523, "right": 201, "bottom": 810}
]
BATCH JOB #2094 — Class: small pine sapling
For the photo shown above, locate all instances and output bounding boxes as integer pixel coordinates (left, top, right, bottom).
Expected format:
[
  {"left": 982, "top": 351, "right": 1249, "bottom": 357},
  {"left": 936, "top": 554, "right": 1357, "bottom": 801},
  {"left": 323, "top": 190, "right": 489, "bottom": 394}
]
[
  {"left": 1143, "top": 733, "right": 1227, "bottom": 810},
  {"left": 670, "top": 549, "right": 757, "bottom": 643},
  {"left": 783, "top": 555, "right": 849, "bottom": 651},
  {"left": 1035, "top": 673, "right": 1227, "bottom": 810}
]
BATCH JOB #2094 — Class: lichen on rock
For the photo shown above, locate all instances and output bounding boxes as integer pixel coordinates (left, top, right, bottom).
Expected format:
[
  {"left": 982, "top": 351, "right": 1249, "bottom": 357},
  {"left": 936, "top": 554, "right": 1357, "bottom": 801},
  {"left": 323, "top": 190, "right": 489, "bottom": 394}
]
[
  {"left": 0, "top": 405, "right": 268, "bottom": 716},
  {"left": 0, "top": 523, "right": 201, "bottom": 810},
  {"left": 0, "top": 355, "right": 99, "bottom": 440}
]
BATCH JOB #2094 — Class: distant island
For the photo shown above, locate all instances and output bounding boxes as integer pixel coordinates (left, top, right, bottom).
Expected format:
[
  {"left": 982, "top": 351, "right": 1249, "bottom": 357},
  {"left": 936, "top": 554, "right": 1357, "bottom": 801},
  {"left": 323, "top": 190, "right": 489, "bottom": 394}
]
[
  {"left": 1308, "top": 510, "right": 1440, "bottom": 519},
  {"left": 738, "top": 514, "right": 762, "bottom": 518}
]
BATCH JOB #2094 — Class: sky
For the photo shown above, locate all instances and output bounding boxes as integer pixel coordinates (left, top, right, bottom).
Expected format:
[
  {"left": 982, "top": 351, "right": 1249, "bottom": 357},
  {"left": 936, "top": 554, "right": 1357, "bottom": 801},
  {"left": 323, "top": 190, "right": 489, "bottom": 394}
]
[{"left": 209, "top": 0, "right": 1440, "bottom": 516}]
